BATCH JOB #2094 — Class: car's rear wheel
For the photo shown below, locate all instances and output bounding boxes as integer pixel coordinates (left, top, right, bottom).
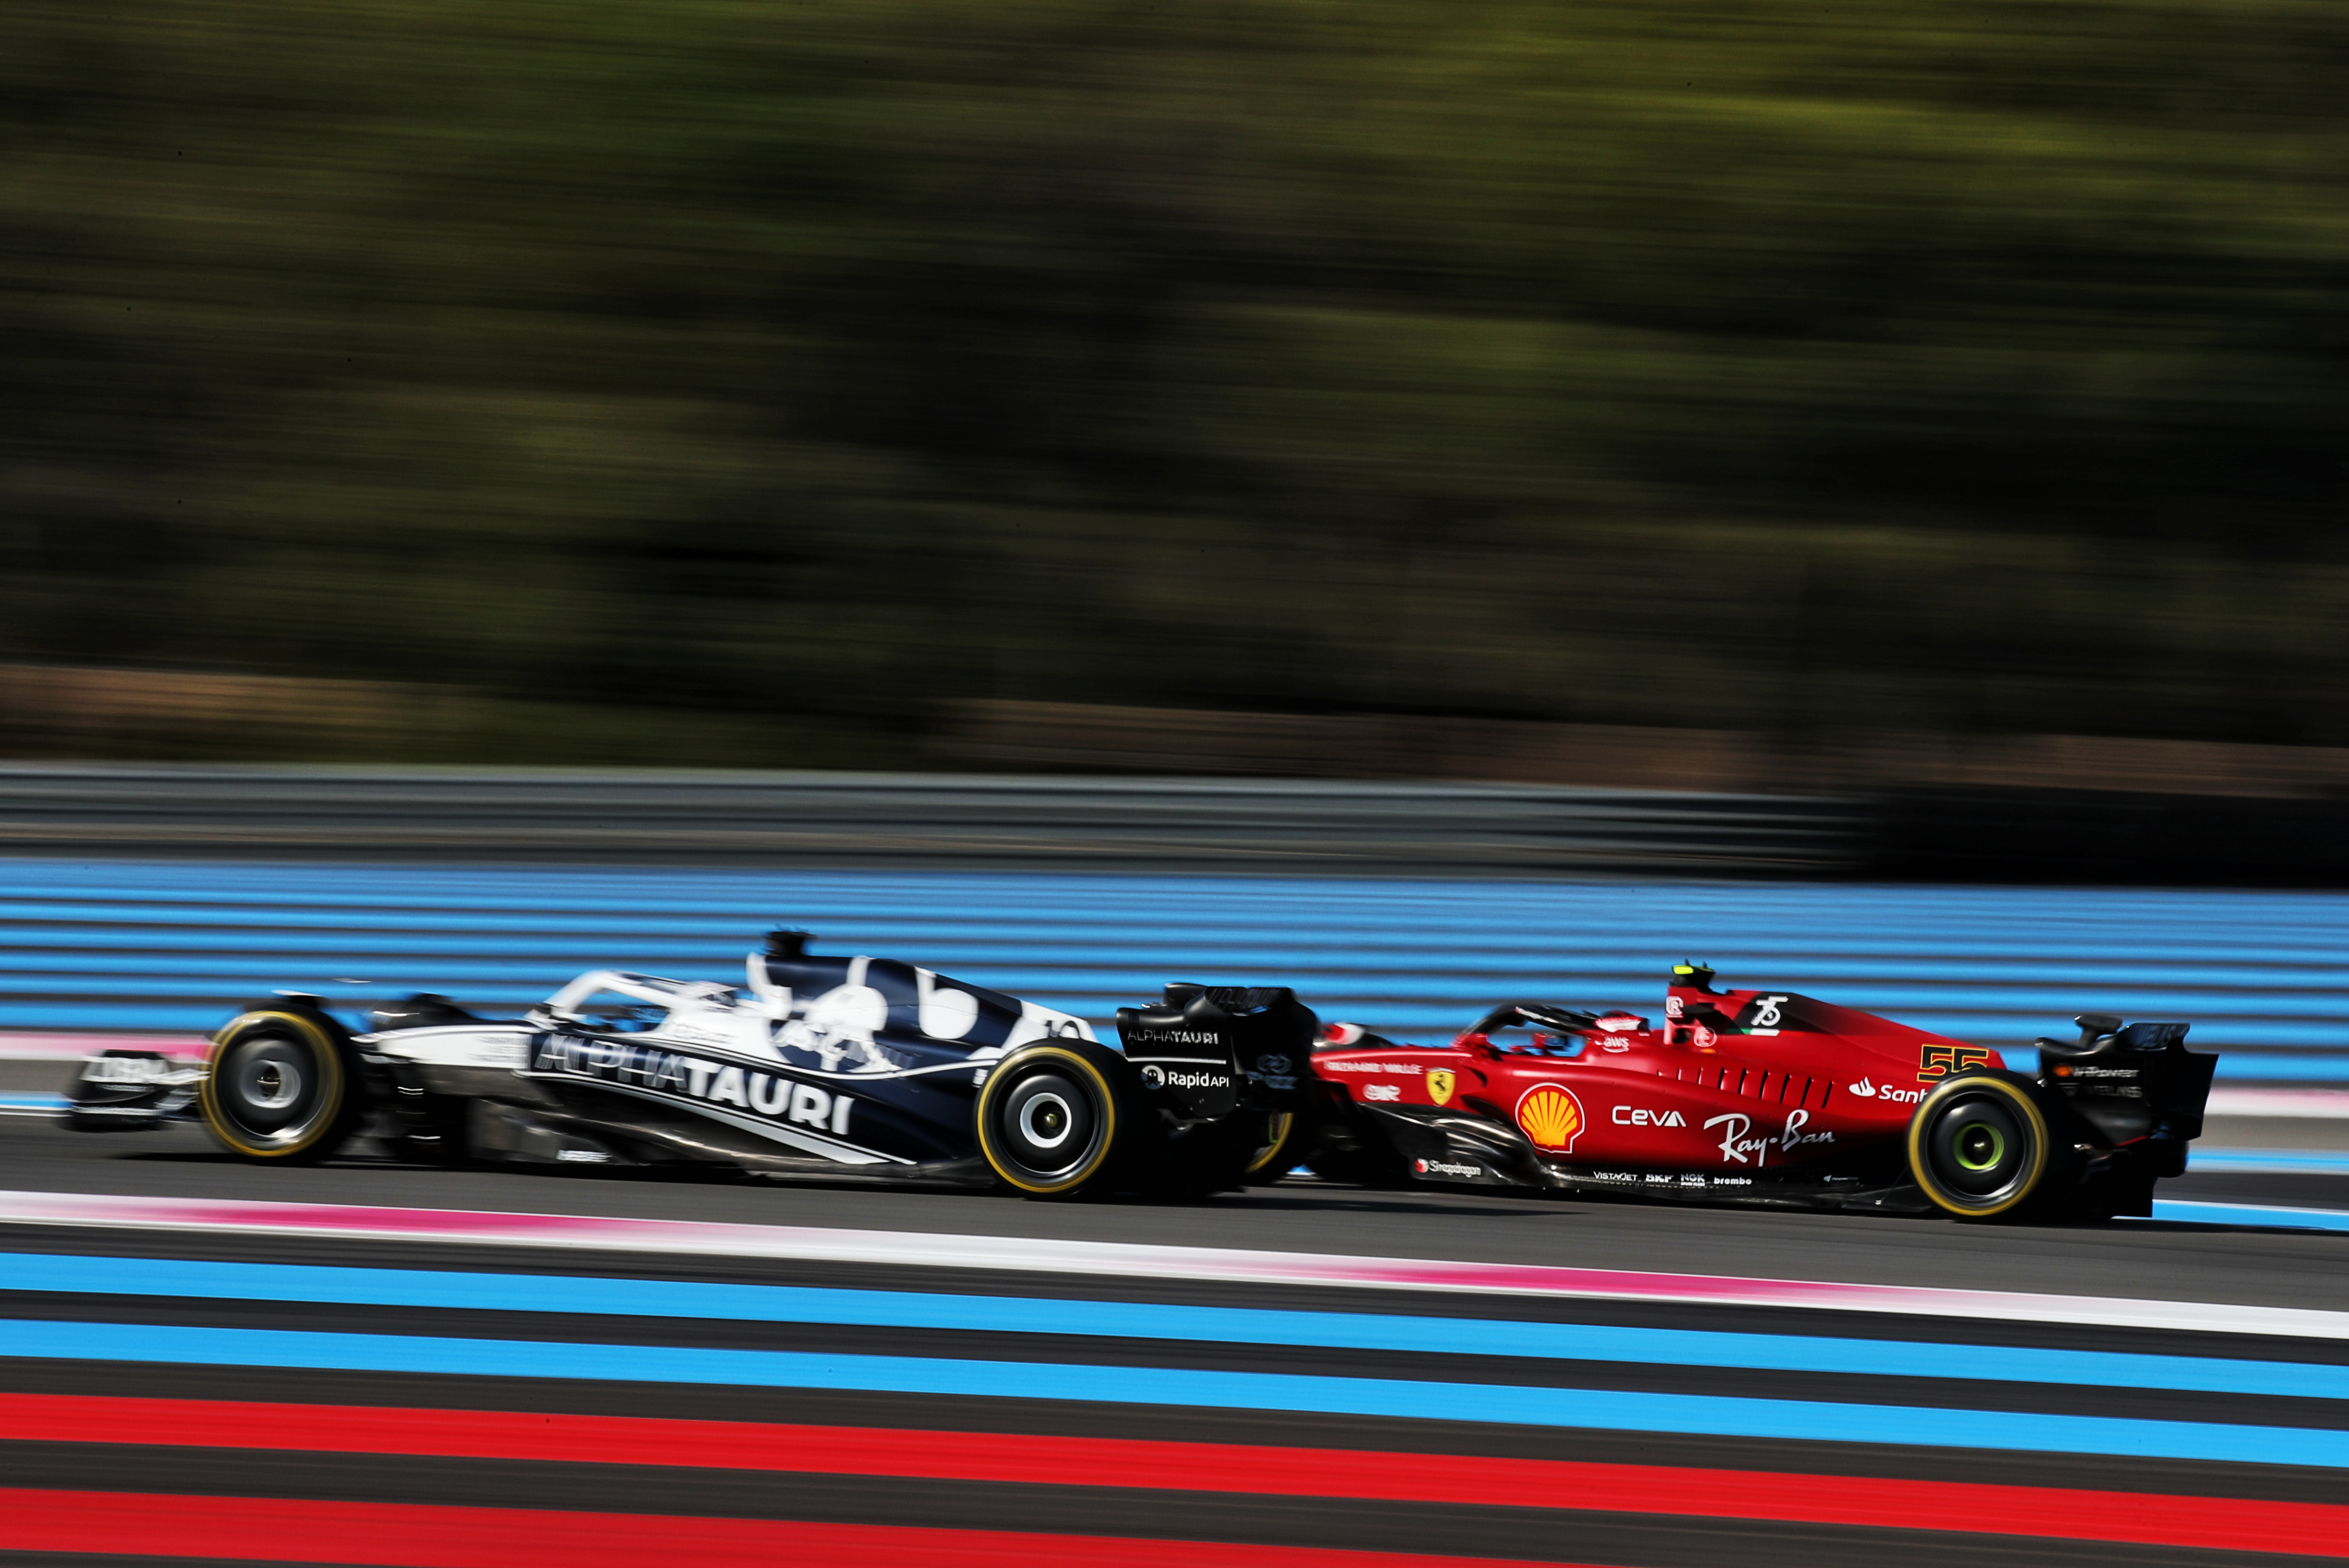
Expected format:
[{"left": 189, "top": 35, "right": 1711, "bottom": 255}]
[
  {"left": 199, "top": 1009, "right": 363, "bottom": 1163},
  {"left": 975, "top": 1042, "right": 1125, "bottom": 1198},
  {"left": 1243, "top": 1107, "right": 1314, "bottom": 1185},
  {"left": 1906, "top": 1071, "right": 2066, "bottom": 1220}
]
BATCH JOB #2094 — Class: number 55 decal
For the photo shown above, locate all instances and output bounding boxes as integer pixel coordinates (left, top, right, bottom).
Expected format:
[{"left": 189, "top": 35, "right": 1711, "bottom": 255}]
[{"left": 1917, "top": 1043, "right": 1992, "bottom": 1083}]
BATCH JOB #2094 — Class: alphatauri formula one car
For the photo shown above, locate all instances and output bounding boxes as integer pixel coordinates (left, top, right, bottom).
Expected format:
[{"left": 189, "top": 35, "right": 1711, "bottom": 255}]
[
  {"left": 1304, "top": 964, "right": 2216, "bottom": 1221},
  {"left": 64, "top": 931, "right": 1318, "bottom": 1199}
]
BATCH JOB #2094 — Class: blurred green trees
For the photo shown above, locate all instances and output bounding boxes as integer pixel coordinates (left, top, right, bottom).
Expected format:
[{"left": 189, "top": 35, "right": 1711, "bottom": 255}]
[{"left": 3, "top": 0, "right": 2344, "bottom": 764}]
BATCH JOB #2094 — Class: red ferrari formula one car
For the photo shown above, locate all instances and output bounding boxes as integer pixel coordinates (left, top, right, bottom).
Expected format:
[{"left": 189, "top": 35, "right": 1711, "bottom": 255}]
[{"left": 1302, "top": 963, "right": 2215, "bottom": 1221}]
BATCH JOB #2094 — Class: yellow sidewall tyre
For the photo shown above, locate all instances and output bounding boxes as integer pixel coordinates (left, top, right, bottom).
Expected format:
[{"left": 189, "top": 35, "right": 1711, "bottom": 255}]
[
  {"left": 199, "top": 1010, "right": 358, "bottom": 1163},
  {"left": 1243, "top": 1109, "right": 1309, "bottom": 1185},
  {"left": 1906, "top": 1072, "right": 2058, "bottom": 1221},
  {"left": 974, "top": 1043, "right": 1123, "bottom": 1198}
]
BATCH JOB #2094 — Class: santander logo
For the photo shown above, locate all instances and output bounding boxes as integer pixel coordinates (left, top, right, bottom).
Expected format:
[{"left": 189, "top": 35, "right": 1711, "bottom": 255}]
[{"left": 1849, "top": 1078, "right": 1923, "bottom": 1105}]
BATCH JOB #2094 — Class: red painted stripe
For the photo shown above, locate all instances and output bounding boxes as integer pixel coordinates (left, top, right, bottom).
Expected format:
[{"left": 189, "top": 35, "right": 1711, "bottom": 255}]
[
  {"left": 4, "top": 1393, "right": 2347, "bottom": 1557},
  {"left": 0, "top": 1490, "right": 1602, "bottom": 1568}
]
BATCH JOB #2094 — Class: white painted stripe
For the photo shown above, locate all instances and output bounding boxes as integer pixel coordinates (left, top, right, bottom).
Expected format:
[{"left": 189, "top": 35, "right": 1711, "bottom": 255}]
[
  {"left": 0, "top": 1188, "right": 2344, "bottom": 1340},
  {"left": 0, "top": 1032, "right": 208, "bottom": 1062},
  {"left": 2209, "top": 1088, "right": 2349, "bottom": 1119}
]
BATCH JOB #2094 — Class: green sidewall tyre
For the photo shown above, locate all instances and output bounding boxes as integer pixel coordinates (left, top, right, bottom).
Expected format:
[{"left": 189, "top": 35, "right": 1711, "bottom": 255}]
[
  {"left": 1906, "top": 1071, "right": 2058, "bottom": 1221},
  {"left": 974, "top": 1042, "right": 1124, "bottom": 1198},
  {"left": 199, "top": 1009, "right": 361, "bottom": 1163}
]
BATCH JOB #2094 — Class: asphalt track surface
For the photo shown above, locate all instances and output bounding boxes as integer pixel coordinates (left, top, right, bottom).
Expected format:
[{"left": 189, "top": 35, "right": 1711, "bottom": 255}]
[
  {"left": 2, "top": 1116, "right": 2347, "bottom": 1306},
  {"left": 0, "top": 763, "right": 1845, "bottom": 877},
  {"left": 5, "top": 1114, "right": 2349, "bottom": 1568}
]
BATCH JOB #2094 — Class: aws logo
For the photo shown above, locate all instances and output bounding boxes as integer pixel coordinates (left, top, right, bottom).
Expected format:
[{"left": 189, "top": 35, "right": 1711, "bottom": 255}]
[{"left": 1515, "top": 1084, "right": 1585, "bottom": 1153}]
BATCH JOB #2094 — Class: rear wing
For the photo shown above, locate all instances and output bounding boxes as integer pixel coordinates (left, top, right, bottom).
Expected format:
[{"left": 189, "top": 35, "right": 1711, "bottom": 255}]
[
  {"left": 1117, "top": 983, "right": 1319, "bottom": 1116},
  {"left": 2035, "top": 1014, "right": 2216, "bottom": 1176}
]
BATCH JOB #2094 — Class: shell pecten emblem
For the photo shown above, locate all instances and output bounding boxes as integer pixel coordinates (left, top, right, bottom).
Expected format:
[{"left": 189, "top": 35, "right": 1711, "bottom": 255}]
[
  {"left": 1515, "top": 1083, "right": 1585, "bottom": 1153},
  {"left": 1426, "top": 1068, "right": 1456, "bottom": 1106}
]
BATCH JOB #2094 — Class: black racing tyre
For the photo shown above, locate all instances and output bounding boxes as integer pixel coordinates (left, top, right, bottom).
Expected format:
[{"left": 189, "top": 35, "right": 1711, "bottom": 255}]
[
  {"left": 974, "top": 1042, "right": 1126, "bottom": 1198},
  {"left": 1906, "top": 1071, "right": 2065, "bottom": 1221},
  {"left": 1243, "top": 1107, "right": 1315, "bottom": 1186},
  {"left": 199, "top": 1008, "right": 365, "bottom": 1163}
]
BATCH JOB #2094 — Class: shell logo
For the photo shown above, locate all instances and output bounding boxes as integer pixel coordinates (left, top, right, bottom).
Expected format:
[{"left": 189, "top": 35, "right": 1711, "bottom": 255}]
[{"left": 1515, "top": 1084, "right": 1585, "bottom": 1153}]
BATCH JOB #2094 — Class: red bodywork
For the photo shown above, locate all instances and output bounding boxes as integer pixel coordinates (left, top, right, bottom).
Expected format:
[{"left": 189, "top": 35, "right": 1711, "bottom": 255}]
[{"left": 1312, "top": 975, "right": 2003, "bottom": 1181}]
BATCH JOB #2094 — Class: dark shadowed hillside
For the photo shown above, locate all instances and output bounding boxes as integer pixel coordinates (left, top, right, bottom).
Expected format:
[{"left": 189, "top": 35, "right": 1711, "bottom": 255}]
[{"left": 4, "top": 0, "right": 2344, "bottom": 766}]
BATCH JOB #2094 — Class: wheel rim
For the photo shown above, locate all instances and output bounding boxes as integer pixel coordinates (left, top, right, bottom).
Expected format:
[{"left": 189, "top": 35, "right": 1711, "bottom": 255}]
[
  {"left": 1021, "top": 1091, "right": 1076, "bottom": 1149},
  {"left": 242, "top": 1055, "right": 303, "bottom": 1111},
  {"left": 212, "top": 1032, "right": 335, "bottom": 1148},
  {"left": 1924, "top": 1092, "right": 2032, "bottom": 1204},
  {"left": 991, "top": 1068, "right": 1103, "bottom": 1182},
  {"left": 1954, "top": 1123, "right": 2006, "bottom": 1172}
]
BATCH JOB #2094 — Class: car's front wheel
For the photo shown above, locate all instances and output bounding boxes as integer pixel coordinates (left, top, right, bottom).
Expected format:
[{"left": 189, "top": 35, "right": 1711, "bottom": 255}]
[
  {"left": 974, "top": 1042, "right": 1126, "bottom": 1198},
  {"left": 199, "top": 1009, "right": 363, "bottom": 1163},
  {"left": 1906, "top": 1071, "right": 2068, "bottom": 1220}
]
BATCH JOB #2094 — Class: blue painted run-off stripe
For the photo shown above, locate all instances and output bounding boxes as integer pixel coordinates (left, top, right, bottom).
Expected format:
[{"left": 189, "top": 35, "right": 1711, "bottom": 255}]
[
  {"left": 9, "top": 860, "right": 2349, "bottom": 1064},
  {"left": 2149, "top": 1200, "right": 2349, "bottom": 1234},
  {"left": 2184, "top": 1149, "right": 2349, "bottom": 1176},
  {"left": 5, "top": 1318, "right": 2346, "bottom": 1469},
  {"left": 8, "top": 1253, "right": 2349, "bottom": 1403}
]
